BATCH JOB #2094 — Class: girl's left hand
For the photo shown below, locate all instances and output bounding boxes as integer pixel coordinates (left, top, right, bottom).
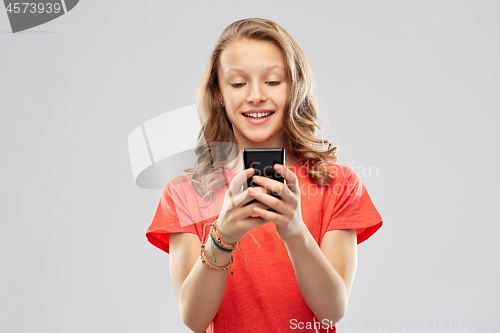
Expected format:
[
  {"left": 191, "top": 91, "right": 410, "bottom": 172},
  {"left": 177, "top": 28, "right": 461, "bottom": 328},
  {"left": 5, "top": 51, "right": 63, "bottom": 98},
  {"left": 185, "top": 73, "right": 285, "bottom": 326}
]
[{"left": 247, "top": 164, "right": 307, "bottom": 242}]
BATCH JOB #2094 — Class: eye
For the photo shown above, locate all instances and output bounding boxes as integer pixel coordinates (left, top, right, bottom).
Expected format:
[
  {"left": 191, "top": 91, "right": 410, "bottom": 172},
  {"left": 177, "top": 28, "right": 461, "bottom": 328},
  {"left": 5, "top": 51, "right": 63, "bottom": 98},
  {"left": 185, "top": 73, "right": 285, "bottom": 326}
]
[
  {"left": 231, "top": 83, "right": 246, "bottom": 88},
  {"left": 267, "top": 81, "right": 281, "bottom": 86}
]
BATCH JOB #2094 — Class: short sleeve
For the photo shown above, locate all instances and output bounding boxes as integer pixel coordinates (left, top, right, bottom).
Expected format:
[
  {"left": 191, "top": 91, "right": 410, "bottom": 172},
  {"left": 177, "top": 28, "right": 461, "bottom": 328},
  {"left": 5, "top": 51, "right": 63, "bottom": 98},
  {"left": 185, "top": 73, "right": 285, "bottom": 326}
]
[
  {"left": 146, "top": 179, "right": 198, "bottom": 254},
  {"left": 327, "top": 166, "right": 383, "bottom": 244}
]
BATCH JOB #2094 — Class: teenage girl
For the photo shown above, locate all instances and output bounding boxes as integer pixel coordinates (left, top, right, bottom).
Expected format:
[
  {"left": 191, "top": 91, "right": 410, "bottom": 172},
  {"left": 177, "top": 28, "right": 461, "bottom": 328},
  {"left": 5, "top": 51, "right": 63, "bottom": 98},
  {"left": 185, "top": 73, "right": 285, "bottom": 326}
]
[{"left": 146, "top": 18, "right": 383, "bottom": 333}]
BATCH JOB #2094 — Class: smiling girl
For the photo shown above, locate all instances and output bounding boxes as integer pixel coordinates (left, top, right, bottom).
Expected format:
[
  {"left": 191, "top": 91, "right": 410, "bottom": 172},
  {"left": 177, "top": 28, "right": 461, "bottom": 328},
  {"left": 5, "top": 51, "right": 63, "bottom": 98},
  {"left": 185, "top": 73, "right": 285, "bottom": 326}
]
[{"left": 146, "top": 18, "right": 383, "bottom": 333}]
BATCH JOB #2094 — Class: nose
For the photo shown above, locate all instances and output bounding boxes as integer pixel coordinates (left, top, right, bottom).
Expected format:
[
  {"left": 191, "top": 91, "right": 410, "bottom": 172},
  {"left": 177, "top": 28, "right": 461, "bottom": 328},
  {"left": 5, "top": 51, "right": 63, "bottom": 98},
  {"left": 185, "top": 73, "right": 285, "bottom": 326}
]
[{"left": 247, "top": 83, "right": 266, "bottom": 104}]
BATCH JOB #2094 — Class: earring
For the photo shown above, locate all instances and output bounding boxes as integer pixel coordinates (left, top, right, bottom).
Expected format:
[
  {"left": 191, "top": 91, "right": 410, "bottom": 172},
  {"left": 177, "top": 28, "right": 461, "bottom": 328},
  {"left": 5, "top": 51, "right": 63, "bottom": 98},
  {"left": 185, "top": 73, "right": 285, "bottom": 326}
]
[{"left": 220, "top": 101, "right": 224, "bottom": 107}]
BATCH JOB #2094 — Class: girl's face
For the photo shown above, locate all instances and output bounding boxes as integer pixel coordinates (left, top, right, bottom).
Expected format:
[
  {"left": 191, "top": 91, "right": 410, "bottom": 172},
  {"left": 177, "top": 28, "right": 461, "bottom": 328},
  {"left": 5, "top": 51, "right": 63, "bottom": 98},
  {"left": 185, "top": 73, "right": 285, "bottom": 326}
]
[{"left": 216, "top": 39, "right": 288, "bottom": 149}]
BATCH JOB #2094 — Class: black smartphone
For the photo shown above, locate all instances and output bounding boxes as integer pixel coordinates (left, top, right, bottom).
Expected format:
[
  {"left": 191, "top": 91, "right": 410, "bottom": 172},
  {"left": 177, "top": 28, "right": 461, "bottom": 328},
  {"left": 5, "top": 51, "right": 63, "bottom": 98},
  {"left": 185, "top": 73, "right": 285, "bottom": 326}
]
[{"left": 243, "top": 148, "right": 285, "bottom": 212}]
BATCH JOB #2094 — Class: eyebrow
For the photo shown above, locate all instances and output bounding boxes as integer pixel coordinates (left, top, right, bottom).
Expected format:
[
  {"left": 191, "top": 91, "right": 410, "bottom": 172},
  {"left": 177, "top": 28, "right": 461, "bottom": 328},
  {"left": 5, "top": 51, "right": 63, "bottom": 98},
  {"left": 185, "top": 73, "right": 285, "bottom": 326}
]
[{"left": 224, "top": 64, "right": 285, "bottom": 75}]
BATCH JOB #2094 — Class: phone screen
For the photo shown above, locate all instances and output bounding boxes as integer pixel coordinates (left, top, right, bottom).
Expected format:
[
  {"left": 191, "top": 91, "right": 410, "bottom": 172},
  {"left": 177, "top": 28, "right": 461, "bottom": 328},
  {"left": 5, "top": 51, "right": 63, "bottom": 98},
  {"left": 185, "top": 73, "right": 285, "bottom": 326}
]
[{"left": 243, "top": 148, "right": 285, "bottom": 211}]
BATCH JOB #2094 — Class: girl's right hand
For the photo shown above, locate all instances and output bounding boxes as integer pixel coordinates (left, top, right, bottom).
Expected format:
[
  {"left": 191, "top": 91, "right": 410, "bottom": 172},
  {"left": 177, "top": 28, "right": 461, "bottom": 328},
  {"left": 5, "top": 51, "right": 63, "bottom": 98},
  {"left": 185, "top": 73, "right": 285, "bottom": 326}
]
[{"left": 215, "top": 168, "right": 270, "bottom": 245}]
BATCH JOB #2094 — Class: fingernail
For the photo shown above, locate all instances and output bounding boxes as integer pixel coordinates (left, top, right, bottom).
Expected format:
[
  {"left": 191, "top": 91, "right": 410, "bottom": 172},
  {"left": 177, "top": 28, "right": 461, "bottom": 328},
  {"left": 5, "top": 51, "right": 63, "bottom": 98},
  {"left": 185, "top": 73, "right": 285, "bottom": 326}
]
[{"left": 253, "top": 176, "right": 260, "bottom": 181}]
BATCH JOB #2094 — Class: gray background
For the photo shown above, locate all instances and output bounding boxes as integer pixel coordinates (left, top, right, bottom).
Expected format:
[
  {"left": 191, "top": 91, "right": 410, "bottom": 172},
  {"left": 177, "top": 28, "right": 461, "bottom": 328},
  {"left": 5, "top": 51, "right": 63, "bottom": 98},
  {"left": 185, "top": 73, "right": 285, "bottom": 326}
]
[{"left": 1, "top": 1, "right": 499, "bottom": 332}]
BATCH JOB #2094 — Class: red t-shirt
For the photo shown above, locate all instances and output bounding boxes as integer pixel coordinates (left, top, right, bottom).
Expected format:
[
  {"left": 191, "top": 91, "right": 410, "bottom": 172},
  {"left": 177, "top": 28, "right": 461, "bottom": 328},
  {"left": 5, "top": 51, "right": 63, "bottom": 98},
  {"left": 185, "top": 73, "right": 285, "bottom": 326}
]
[{"left": 146, "top": 162, "right": 383, "bottom": 333}]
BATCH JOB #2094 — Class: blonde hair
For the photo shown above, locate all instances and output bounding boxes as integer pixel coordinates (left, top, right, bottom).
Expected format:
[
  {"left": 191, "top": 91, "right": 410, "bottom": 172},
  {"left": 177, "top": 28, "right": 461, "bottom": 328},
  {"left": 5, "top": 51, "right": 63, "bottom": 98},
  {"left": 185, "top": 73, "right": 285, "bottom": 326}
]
[{"left": 185, "top": 18, "right": 339, "bottom": 204}]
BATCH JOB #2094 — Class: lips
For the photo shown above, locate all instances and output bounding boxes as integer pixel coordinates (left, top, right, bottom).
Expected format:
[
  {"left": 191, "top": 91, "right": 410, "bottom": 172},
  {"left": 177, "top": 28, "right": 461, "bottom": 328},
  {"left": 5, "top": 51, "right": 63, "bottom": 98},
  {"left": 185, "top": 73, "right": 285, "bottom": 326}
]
[
  {"left": 241, "top": 110, "right": 275, "bottom": 125},
  {"left": 241, "top": 109, "right": 275, "bottom": 119},
  {"left": 242, "top": 111, "right": 274, "bottom": 119}
]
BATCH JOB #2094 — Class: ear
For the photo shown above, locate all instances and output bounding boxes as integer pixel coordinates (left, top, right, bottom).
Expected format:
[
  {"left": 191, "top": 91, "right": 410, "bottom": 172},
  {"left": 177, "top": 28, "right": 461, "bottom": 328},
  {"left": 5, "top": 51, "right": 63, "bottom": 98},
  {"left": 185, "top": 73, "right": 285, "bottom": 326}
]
[{"left": 213, "top": 86, "right": 221, "bottom": 100}]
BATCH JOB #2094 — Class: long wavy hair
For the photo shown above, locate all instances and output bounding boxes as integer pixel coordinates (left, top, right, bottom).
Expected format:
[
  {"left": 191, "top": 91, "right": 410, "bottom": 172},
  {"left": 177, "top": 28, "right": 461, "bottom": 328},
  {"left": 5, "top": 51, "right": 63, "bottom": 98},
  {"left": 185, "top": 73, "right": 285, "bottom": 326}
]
[{"left": 184, "top": 18, "right": 339, "bottom": 205}]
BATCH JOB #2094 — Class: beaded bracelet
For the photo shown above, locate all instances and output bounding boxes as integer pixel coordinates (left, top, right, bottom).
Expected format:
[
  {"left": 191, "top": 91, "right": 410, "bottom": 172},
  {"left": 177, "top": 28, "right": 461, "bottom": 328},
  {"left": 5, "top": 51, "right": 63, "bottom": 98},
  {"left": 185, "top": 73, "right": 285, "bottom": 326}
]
[
  {"left": 200, "top": 243, "right": 235, "bottom": 274},
  {"left": 210, "top": 221, "right": 238, "bottom": 251},
  {"left": 208, "top": 219, "right": 237, "bottom": 264},
  {"left": 210, "top": 233, "right": 233, "bottom": 253},
  {"left": 199, "top": 218, "right": 260, "bottom": 275}
]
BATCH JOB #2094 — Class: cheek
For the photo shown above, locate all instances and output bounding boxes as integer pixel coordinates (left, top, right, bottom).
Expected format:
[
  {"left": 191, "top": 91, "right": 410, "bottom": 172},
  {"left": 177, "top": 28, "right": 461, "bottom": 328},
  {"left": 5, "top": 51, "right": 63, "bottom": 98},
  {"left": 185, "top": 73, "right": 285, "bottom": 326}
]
[
  {"left": 224, "top": 109, "right": 238, "bottom": 127},
  {"left": 275, "top": 115, "right": 284, "bottom": 127},
  {"left": 272, "top": 87, "right": 288, "bottom": 106}
]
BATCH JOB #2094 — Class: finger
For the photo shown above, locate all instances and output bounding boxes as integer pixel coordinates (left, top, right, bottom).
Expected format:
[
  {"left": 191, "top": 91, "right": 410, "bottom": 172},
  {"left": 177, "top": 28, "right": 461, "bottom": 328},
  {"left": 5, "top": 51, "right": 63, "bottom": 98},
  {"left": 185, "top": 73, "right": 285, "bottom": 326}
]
[
  {"left": 230, "top": 183, "right": 267, "bottom": 209},
  {"left": 274, "top": 164, "right": 299, "bottom": 194},
  {"left": 251, "top": 175, "right": 293, "bottom": 203},
  {"left": 230, "top": 200, "right": 270, "bottom": 225},
  {"left": 243, "top": 199, "right": 270, "bottom": 216},
  {"left": 229, "top": 168, "right": 254, "bottom": 194},
  {"left": 240, "top": 215, "right": 269, "bottom": 229},
  {"left": 228, "top": 168, "right": 255, "bottom": 206},
  {"left": 250, "top": 174, "right": 297, "bottom": 209},
  {"left": 247, "top": 186, "right": 286, "bottom": 214},
  {"left": 228, "top": 190, "right": 236, "bottom": 208},
  {"left": 252, "top": 206, "right": 283, "bottom": 224},
  {"left": 249, "top": 185, "right": 294, "bottom": 215},
  {"left": 251, "top": 175, "right": 285, "bottom": 195}
]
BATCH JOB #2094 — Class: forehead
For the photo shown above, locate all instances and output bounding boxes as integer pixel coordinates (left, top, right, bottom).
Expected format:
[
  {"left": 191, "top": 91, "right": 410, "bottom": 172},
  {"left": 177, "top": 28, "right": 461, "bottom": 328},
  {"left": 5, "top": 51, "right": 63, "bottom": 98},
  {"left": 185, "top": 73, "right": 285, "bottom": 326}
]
[{"left": 218, "top": 39, "right": 285, "bottom": 75}]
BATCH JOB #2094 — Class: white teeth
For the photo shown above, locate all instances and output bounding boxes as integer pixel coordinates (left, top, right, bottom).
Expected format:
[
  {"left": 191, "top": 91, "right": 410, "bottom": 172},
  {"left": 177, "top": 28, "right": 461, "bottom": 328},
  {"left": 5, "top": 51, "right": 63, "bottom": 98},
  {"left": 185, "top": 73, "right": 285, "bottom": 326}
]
[{"left": 244, "top": 112, "right": 273, "bottom": 118}]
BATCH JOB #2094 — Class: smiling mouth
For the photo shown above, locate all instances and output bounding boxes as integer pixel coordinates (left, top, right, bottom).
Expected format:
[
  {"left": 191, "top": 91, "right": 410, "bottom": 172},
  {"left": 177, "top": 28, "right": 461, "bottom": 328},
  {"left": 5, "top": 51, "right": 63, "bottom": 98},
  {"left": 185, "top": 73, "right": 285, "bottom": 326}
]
[{"left": 242, "top": 112, "right": 275, "bottom": 119}]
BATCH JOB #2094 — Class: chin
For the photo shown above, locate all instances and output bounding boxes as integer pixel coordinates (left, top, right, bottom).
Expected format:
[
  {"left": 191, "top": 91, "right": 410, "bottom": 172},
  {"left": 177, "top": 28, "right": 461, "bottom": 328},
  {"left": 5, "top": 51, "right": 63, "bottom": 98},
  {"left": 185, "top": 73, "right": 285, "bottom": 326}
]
[
  {"left": 246, "top": 134, "right": 273, "bottom": 143},
  {"left": 248, "top": 139, "right": 269, "bottom": 144},
  {"left": 245, "top": 131, "right": 282, "bottom": 145}
]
